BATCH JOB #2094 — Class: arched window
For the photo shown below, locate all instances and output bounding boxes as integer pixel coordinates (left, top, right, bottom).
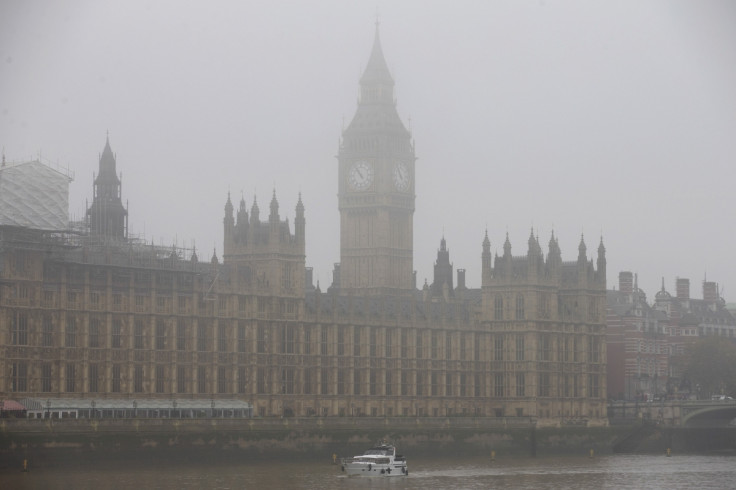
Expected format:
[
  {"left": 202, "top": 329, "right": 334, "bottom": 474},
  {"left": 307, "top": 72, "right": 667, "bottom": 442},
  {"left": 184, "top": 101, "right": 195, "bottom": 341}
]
[
  {"left": 494, "top": 295, "right": 503, "bottom": 320},
  {"left": 516, "top": 294, "right": 525, "bottom": 320}
]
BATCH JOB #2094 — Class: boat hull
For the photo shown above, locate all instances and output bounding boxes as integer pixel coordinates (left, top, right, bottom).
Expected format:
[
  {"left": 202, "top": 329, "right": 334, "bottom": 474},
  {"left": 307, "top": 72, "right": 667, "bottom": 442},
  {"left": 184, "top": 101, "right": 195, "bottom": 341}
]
[{"left": 343, "top": 462, "right": 407, "bottom": 477}]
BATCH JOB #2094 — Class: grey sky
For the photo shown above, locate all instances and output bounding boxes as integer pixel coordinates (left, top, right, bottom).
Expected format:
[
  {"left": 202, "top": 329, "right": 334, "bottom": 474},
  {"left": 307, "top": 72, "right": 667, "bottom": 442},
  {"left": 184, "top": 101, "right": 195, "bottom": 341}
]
[{"left": 2, "top": 1, "right": 735, "bottom": 298}]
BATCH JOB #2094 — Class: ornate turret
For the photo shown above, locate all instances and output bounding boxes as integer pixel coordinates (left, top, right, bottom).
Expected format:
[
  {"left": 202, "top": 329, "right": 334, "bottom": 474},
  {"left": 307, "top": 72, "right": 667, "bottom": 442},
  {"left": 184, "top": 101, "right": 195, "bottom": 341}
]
[
  {"left": 578, "top": 235, "right": 587, "bottom": 263},
  {"left": 223, "top": 190, "right": 305, "bottom": 296},
  {"left": 430, "top": 236, "right": 453, "bottom": 299},
  {"left": 86, "top": 134, "right": 128, "bottom": 240},
  {"left": 295, "top": 193, "right": 305, "bottom": 245},
  {"left": 596, "top": 237, "right": 606, "bottom": 284},
  {"left": 269, "top": 190, "right": 279, "bottom": 223},
  {"left": 482, "top": 230, "right": 492, "bottom": 279}
]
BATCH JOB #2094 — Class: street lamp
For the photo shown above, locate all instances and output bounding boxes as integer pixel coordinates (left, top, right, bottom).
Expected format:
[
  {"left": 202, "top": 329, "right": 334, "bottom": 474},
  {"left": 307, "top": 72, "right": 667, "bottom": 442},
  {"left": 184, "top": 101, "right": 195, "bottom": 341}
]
[
  {"left": 46, "top": 399, "right": 51, "bottom": 419},
  {"left": 133, "top": 400, "right": 137, "bottom": 418}
]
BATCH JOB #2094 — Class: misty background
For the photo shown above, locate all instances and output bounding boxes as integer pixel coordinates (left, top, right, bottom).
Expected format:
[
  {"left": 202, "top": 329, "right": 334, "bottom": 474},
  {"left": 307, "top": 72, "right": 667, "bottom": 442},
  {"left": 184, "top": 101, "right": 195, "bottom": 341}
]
[{"left": 1, "top": 0, "right": 735, "bottom": 297}]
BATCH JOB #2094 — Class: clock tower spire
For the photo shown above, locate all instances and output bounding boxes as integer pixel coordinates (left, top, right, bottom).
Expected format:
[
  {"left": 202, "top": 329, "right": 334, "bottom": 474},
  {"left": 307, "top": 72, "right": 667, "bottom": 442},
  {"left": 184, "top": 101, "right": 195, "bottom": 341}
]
[{"left": 337, "top": 25, "right": 415, "bottom": 294}]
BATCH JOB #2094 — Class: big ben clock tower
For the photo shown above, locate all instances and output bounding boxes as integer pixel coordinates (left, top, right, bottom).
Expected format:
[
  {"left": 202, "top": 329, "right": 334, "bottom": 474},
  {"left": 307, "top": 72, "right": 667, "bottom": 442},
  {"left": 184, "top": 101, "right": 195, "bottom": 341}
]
[{"left": 338, "top": 25, "right": 415, "bottom": 293}]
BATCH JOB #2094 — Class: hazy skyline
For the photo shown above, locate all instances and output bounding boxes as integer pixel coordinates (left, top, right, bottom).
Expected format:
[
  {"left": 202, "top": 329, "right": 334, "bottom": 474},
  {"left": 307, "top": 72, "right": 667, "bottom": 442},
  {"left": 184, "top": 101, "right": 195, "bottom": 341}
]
[{"left": 2, "top": 1, "right": 735, "bottom": 298}]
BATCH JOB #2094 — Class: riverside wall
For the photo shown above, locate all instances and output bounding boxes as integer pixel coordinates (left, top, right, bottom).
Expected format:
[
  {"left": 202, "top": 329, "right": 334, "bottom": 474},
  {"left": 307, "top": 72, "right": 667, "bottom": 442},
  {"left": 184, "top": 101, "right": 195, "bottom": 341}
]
[{"left": 0, "top": 417, "right": 633, "bottom": 468}]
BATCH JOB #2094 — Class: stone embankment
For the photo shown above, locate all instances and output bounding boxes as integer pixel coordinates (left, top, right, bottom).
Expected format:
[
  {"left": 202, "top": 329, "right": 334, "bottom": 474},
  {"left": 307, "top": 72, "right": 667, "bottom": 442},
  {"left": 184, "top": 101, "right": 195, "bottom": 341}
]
[{"left": 0, "top": 417, "right": 635, "bottom": 468}]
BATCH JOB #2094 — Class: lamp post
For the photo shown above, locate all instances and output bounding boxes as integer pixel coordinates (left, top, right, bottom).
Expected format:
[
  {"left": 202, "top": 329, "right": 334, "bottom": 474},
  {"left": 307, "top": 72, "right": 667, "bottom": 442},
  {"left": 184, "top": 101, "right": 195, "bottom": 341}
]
[
  {"left": 46, "top": 399, "right": 51, "bottom": 419},
  {"left": 133, "top": 400, "right": 137, "bottom": 418},
  {"left": 211, "top": 398, "right": 215, "bottom": 418}
]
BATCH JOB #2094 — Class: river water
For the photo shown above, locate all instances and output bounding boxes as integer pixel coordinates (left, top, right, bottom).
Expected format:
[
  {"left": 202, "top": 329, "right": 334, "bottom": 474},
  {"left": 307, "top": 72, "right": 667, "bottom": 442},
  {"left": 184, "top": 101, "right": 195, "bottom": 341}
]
[{"left": 3, "top": 453, "right": 735, "bottom": 489}]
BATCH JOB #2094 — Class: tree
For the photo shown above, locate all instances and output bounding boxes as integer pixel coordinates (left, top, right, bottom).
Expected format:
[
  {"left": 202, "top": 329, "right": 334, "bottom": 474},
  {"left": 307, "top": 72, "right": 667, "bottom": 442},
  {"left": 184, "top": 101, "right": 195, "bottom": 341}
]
[{"left": 683, "top": 337, "right": 736, "bottom": 399}]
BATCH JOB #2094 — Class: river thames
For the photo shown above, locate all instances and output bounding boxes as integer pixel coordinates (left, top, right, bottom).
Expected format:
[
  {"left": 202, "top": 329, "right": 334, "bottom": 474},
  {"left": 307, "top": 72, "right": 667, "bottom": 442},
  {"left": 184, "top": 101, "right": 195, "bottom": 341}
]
[{"left": 3, "top": 453, "right": 735, "bottom": 489}]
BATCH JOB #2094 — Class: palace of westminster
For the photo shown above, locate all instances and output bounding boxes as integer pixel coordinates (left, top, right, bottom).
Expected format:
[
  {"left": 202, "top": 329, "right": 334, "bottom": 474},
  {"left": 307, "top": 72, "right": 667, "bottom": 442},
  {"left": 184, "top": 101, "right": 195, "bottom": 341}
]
[{"left": 0, "top": 29, "right": 607, "bottom": 425}]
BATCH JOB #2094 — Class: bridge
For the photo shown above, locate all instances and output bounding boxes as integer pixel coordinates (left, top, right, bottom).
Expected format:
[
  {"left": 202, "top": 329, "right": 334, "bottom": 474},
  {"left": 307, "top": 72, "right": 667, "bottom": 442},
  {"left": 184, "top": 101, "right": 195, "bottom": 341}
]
[{"left": 608, "top": 399, "right": 736, "bottom": 427}]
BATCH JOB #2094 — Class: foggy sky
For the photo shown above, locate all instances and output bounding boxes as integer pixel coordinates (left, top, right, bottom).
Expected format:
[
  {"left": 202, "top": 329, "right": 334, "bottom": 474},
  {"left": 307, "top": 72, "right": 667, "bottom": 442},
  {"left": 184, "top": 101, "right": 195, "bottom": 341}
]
[{"left": 2, "top": 1, "right": 735, "bottom": 299}]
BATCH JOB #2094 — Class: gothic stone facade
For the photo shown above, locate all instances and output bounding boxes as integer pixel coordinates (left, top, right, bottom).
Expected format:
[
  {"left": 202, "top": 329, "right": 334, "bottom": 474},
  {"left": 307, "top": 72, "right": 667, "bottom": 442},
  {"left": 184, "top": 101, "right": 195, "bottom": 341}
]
[{"left": 0, "top": 29, "right": 607, "bottom": 426}]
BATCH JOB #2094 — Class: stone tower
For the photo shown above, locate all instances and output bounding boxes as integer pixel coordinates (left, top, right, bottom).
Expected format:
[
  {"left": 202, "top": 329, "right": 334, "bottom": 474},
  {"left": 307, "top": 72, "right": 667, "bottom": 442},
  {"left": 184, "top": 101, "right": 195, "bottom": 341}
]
[
  {"left": 222, "top": 191, "right": 305, "bottom": 297},
  {"left": 86, "top": 135, "right": 128, "bottom": 240},
  {"left": 337, "top": 25, "right": 416, "bottom": 293}
]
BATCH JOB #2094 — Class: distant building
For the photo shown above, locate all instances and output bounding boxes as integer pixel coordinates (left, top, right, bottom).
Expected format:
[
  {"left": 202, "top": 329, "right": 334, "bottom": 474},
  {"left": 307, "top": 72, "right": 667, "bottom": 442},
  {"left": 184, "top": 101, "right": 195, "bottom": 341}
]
[
  {"left": 0, "top": 27, "right": 608, "bottom": 426},
  {"left": 606, "top": 272, "right": 736, "bottom": 400}
]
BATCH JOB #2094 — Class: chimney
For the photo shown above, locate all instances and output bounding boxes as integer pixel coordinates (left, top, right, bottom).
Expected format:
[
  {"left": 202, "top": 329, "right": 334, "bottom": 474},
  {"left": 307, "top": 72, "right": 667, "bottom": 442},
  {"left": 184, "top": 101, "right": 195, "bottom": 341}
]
[
  {"left": 305, "top": 267, "right": 314, "bottom": 290},
  {"left": 703, "top": 281, "right": 718, "bottom": 303},
  {"left": 457, "top": 269, "right": 466, "bottom": 290},
  {"left": 676, "top": 278, "right": 690, "bottom": 300},
  {"left": 619, "top": 271, "right": 633, "bottom": 294}
]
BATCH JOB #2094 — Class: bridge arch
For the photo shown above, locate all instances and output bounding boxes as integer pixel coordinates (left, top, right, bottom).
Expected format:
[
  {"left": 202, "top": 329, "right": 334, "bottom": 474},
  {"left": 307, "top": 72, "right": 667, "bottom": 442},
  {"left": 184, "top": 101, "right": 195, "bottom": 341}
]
[{"left": 682, "top": 403, "right": 736, "bottom": 427}]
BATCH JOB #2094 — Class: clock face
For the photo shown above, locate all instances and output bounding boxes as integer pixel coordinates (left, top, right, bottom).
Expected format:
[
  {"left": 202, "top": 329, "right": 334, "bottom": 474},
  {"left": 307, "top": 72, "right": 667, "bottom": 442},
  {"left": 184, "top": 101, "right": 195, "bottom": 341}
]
[
  {"left": 392, "top": 161, "right": 411, "bottom": 191},
  {"left": 348, "top": 161, "right": 374, "bottom": 191}
]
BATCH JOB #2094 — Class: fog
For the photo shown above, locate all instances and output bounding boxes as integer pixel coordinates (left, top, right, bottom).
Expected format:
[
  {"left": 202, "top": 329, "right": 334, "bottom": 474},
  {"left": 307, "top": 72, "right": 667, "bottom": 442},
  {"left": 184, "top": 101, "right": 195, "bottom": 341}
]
[{"left": 2, "top": 1, "right": 735, "bottom": 298}]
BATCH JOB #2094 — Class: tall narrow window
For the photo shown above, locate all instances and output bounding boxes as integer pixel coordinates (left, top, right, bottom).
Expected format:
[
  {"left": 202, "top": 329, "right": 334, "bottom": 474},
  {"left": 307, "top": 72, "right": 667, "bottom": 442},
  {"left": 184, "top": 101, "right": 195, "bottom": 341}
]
[
  {"left": 415, "top": 331, "right": 423, "bottom": 359},
  {"left": 112, "top": 365, "right": 121, "bottom": 393},
  {"left": 218, "top": 324, "right": 227, "bottom": 352},
  {"left": 89, "top": 364, "right": 99, "bottom": 393},
  {"left": 156, "top": 320, "right": 166, "bottom": 350},
  {"left": 11, "top": 362, "right": 28, "bottom": 392},
  {"left": 494, "top": 294, "right": 504, "bottom": 320},
  {"left": 257, "top": 325, "right": 267, "bottom": 353},
  {"left": 304, "top": 368, "right": 312, "bottom": 394},
  {"left": 197, "top": 366, "right": 206, "bottom": 393},
  {"left": 177, "top": 366, "right": 188, "bottom": 393},
  {"left": 337, "top": 370, "right": 345, "bottom": 395},
  {"left": 41, "top": 363, "right": 52, "bottom": 392},
  {"left": 66, "top": 363, "right": 76, "bottom": 392},
  {"left": 321, "top": 368, "right": 330, "bottom": 395},
  {"left": 237, "top": 322, "right": 246, "bottom": 353},
  {"left": 538, "top": 372, "right": 550, "bottom": 397},
  {"left": 494, "top": 373, "right": 504, "bottom": 397},
  {"left": 516, "top": 373, "right": 525, "bottom": 397},
  {"left": 385, "top": 371, "right": 392, "bottom": 396},
  {"left": 134, "top": 365, "right": 144, "bottom": 393},
  {"left": 445, "top": 332, "right": 452, "bottom": 360},
  {"left": 197, "top": 325, "right": 207, "bottom": 352},
  {"left": 257, "top": 368, "right": 267, "bottom": 394},
  {"left": 320, "top": 327, "right": 328, "bottom": 355},
  {"left": 218, "top": 366, "right": 227, "bottom": 393},
  {"left": 238, "top": 367, "right": 247, "bottom": 394},
  {"left": 353, "top": 370, "right": 361, "bottom": 395},
  {"left": 515, "top": 335, "right": 525, "bottom": 361},
  {"left": 66, "top": 318, "right": 77, "bottom": 347},
  {"left": 370, "top": 328, "right": 377, "bottom": 357},
  {"left": 11, "top": 311, "right": 28, "bottom": 345},
  {"left": 474, "top": 374, "right": 482, "bottom": 397},
  {"left": 304, "top": 329, "right": 311, "bottom": 355},
  {"left": 177, "top": 320, "right": 187, "bottom": 351},
  {"left": 385, "top": 329, "right": 392, "bottom": 358},
  {"left": 353, "top": 327, "right": 361, "bottom": 356},
  {"left": 515, "top": 294, "right": 525, "bottom": 319},
  {"left": 42, "top": 314, "right": 54, "bottom": 347},
  {"left": 494, "top": 336, "right": 503, "bottom": 361},
  {"left": 337, "top": 327, "right": 345, "bottom": 356},
  {"left": 134, "top": 320, "right": 144, "bottom": 349},
  {"left": 156, "top": 365, "right": 165, "bottom": 393},
  {"left": 112, "top": 319, "right": 122, "bottom": 348}
]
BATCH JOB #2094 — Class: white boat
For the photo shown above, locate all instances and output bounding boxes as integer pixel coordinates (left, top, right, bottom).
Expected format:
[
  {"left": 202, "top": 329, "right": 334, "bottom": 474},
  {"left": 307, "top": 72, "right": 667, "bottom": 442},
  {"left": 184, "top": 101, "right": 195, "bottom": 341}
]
[{"left": 340, "top": 441, "right": 408, "bottom": 477}]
